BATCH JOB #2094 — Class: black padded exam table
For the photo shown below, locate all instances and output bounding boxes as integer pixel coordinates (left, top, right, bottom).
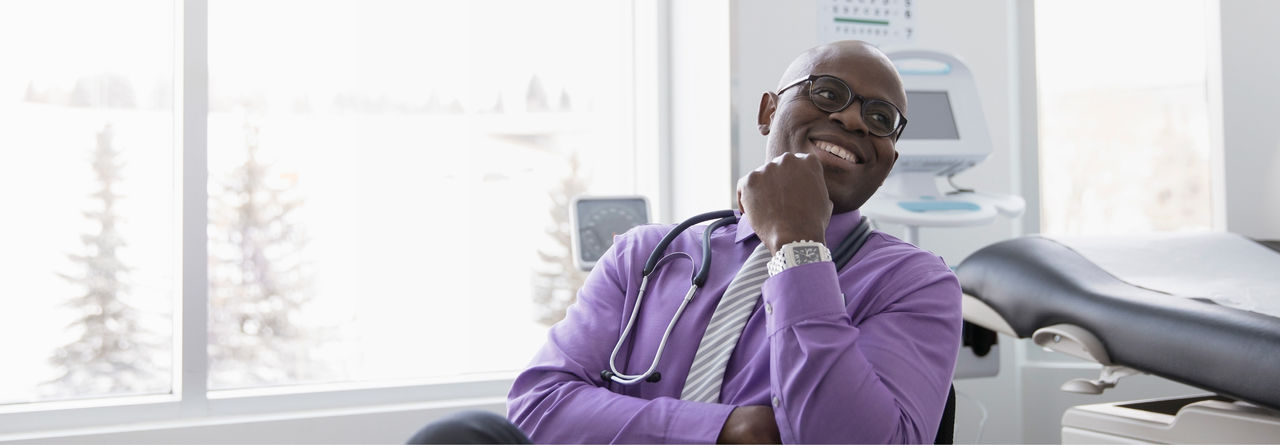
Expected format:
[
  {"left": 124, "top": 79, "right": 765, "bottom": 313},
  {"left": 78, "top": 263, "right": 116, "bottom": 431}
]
[{"left": 955, "top": 234, "right": 1280, "bottom": 411}]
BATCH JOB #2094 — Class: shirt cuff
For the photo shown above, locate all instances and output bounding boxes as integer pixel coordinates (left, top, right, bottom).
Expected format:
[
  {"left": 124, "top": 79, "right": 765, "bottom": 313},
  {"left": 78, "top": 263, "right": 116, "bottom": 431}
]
[
  {"left": 665, "top": 400, "right": 735, "bottom": 444},
  {"left": 761, "top": 261, "right": 847, "bottom": 333}
]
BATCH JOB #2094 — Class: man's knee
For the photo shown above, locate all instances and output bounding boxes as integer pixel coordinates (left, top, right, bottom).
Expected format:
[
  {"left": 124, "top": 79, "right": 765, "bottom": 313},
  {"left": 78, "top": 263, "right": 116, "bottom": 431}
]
[{"left": 406, "top": 410, "right": 531, "bottom": 444}]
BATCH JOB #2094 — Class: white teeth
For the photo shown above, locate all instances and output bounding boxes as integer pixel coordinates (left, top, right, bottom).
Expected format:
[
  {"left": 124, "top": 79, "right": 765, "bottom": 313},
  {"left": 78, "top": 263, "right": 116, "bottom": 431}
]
[{"left": 815, "top": 141, "right": 860, "bottom": 164}]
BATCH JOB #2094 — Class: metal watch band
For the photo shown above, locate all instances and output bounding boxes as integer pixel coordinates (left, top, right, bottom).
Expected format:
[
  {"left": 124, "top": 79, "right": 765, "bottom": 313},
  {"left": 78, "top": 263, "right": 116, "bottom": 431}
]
[{"left": 767, "top": 241, "right": 832, "bottom": 276}]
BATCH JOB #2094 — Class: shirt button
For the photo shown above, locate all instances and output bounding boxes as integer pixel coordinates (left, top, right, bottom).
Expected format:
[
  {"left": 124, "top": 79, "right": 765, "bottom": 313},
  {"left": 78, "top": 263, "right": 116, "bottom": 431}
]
[
  {"left": 772, "top": 396, "right": 780, "bottom": 407},
  {"left": 764, "top": 303, "right": 773, "bottom": 314}
]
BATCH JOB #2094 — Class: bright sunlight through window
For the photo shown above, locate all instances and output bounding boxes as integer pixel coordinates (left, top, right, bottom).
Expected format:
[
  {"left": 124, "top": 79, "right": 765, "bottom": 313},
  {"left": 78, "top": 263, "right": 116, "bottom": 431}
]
[
  {"left": 1036, "top": 0, "right": 1214, "bottom": 236},
  {"left": 1, "top": 0, "right": 642, "bottom": 404}
]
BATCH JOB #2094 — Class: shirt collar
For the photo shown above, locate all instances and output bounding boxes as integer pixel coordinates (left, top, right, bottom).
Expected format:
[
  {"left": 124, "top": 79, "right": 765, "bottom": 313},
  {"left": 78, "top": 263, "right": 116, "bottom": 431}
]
[{"left": 734, "top": 208, "right": 863, "bottom": 245}]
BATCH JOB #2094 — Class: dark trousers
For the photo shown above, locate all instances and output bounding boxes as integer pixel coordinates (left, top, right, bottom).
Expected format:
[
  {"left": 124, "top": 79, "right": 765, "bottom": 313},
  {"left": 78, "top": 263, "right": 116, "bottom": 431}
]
[{"left": 407, "top": 410, "right": 532, "bottom": 444}]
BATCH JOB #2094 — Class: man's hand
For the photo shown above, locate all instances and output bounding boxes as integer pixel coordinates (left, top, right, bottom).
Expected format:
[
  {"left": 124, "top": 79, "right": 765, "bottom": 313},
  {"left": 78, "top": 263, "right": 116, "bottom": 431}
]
[
  {"left": 718, "top": 405, "right": 781, "bottom": 444},
  {"left": 737, "top": 152, "right": 832, "bottom": 254}
]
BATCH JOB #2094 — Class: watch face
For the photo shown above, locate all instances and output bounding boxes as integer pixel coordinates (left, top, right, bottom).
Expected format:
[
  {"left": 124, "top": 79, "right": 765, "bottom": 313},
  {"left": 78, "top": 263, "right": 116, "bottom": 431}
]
[{"left": 794, "top": 245, "right": 822, "bottom": 263}]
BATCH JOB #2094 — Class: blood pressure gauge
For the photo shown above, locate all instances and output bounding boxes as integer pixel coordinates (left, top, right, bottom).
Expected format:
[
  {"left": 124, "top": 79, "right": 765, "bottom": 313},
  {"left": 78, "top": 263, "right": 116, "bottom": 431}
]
[{"left": 571, "top": 196, "right": 650, "bottom": 271}]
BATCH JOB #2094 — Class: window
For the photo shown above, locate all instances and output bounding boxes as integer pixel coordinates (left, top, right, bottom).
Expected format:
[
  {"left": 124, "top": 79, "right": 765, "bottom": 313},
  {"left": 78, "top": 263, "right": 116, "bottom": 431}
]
[
  {"left": 1036, "top": 0, "right": 1213, "bottom": 235},
  {"left": 2, "top": 0, "right": 648, "bottom": 424},
  {"left": 0, "top": 0, "right": 175, "bottom": 405},
  {"left": 206, "top": 0, "right": 639, "bottom": 390}
]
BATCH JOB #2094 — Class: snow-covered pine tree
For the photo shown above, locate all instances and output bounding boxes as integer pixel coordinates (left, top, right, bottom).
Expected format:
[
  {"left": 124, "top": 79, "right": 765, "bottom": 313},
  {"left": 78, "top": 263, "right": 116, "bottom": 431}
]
[
  {"left": 208, "top": 118, "right": 321, "bottom": 388},
  {"left": 47, "top": 124, "right": 164, "bottom": 396},
  {"left": 526, "top": 75, "right": 550, "bottom": 113},
  {"left": 530, "top": 152, "right": 590, "bottom": 326}
]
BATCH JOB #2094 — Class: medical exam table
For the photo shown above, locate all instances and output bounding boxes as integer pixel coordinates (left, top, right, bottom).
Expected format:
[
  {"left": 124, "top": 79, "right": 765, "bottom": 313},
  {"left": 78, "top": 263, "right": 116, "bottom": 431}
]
[{"left": 955, "top": 232, "right": 1280, "bottom": 443}]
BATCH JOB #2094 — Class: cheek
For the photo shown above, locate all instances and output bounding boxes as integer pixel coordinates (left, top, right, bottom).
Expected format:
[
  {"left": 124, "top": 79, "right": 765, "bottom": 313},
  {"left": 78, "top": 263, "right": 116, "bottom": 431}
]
[
  {"left": 876, "top": 142, "right": 897, "bottom": 165},
  {"left": 763, "top": 132, "right": 785, "bottom": 159},
  {"left": 764, "top": 126, "right": 806, "bottom": 158},
  {"left": 772, "top": 108, "right": 812, "bottom": 143}
]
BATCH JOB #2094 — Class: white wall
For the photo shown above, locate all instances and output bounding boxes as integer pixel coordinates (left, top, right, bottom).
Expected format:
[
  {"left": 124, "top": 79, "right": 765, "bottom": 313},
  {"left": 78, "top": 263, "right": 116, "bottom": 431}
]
[{"left": 1218, "top": 0, "right": 1280, "bottom": 239}]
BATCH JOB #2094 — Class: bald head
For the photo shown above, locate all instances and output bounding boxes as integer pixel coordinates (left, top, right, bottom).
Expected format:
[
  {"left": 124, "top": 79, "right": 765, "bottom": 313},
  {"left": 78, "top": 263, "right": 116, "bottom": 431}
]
[{"left": 776, "top": 40, "right": 906, "bottom": 114}]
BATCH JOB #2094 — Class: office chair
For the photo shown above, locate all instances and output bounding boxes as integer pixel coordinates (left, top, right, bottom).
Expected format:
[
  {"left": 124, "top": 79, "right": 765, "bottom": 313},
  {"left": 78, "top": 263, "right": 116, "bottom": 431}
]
[{"left": 935, "top": 384, "right": 957, "bottom": 444}]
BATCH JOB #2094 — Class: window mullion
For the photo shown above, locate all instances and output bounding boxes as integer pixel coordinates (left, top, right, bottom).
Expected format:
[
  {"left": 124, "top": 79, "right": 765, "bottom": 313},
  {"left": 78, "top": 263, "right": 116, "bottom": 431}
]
[{"left": 179, "top": 0, "right": 210, "bottom": 414}]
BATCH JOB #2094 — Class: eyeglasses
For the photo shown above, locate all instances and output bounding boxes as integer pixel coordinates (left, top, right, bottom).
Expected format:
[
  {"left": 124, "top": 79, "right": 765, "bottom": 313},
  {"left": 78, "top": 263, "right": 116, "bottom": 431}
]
[{"left": 777, "top": 74, "right": 908, "bottom": 138}]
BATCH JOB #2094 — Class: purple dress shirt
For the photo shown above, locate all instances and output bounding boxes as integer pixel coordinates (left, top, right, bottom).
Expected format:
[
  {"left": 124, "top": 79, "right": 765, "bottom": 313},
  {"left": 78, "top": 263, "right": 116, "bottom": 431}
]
[{"left": 508, "top": 210, "right": 962, "bottom": 444}]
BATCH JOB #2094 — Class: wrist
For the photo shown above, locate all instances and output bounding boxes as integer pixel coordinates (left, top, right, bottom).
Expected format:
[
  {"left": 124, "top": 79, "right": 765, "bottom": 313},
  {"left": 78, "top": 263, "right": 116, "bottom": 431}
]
[{"left": 764, "top": 231, "right": 825, "bottom": 254}]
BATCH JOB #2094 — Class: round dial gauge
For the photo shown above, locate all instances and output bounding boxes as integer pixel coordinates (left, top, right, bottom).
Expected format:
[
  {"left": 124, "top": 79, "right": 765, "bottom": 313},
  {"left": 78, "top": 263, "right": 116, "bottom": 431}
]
[
  {"left": 576, "top": 198, "right": 648, "bottom": 266},
  {"left": 581, "top": 206, "right": 643, "bottom": 261}
]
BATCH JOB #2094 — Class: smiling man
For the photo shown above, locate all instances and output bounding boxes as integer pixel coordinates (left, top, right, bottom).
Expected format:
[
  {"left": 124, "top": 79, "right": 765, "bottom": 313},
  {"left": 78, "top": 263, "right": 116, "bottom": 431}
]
[{"left": 410, "top": 40, "right": 961, "bottom": 445}]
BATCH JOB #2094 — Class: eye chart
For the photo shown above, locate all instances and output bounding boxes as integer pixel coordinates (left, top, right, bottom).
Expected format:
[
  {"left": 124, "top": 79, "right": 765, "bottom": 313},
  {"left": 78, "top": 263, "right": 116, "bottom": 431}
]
[{"left": 819, "top": 0, "right": 916, "bottom": 46}]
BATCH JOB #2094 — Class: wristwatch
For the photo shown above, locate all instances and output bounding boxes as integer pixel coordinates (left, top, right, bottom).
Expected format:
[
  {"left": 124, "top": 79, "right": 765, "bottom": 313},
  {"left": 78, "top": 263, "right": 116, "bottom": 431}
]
[{"left": 767, "top": 241, "right": 832, "bottom": 276}]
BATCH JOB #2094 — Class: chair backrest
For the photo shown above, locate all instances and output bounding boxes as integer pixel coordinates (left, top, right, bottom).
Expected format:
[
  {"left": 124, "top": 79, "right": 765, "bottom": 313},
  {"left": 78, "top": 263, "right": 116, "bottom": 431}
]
[{"left": 934, "top": 384, "right": 956, "bottom": 444}]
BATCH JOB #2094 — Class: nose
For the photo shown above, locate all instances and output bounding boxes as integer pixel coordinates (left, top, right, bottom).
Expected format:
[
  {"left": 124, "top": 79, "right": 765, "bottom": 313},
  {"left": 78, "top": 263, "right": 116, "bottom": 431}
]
[{"left": 828, "top": 98, "right": 868, "bottom": 135}]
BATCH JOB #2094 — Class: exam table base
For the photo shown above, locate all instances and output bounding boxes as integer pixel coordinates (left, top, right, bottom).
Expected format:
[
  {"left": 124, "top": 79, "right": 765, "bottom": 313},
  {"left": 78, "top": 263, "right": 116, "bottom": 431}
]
[{"left": 1061, "top": 395, "right": 1280, "bottom": 444}]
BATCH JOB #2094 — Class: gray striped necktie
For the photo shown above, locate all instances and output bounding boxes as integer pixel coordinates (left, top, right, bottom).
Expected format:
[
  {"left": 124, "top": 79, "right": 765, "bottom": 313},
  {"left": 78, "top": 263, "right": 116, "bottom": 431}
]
[{"left": 681, "top": 243, "right": 772, "bottom": 403}]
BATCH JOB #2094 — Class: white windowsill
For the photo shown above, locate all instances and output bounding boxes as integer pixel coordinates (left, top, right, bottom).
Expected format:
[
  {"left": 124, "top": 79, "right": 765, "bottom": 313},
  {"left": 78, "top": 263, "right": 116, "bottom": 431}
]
[
  {"left": 0, "top": 375, "right": 516, "bottom": 441},
  {"left": 2, "top": 396, "right": 508, "bottom": 444}
]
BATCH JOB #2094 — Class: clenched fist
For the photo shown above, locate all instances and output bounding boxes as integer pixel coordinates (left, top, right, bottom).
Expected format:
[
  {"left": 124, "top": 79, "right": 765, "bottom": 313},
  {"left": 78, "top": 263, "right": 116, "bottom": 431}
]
[
  {"left": 737, "top": 152, "right": 833, "bottom": 255},
  {"left": 718, "top": 405, "right": 782, "bottom": 444}
]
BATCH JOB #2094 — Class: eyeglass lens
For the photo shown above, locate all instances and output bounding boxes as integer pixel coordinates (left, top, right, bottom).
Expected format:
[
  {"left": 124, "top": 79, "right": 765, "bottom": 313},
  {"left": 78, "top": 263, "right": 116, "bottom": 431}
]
[{"left": 808, "top": 76, "right": 902, "bottom": 136}]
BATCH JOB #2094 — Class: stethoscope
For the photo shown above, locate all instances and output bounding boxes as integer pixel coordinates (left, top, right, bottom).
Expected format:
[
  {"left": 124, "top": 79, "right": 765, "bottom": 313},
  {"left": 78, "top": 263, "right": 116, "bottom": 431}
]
[{"left": 601, "top": 209, "right": 875, "bottom": 385}]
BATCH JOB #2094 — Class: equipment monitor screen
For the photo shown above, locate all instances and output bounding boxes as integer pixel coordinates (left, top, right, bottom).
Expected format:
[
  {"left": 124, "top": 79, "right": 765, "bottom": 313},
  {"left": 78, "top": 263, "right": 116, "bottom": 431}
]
[{"left": 899, "top": 91, "right": 960, "bottom": 140}]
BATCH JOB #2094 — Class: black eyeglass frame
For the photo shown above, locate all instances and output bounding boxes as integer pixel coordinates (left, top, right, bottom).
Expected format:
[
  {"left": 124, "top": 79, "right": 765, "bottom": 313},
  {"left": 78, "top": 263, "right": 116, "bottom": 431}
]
[{"left": 776, "top": 74, "right": 909, "bottom": 138}]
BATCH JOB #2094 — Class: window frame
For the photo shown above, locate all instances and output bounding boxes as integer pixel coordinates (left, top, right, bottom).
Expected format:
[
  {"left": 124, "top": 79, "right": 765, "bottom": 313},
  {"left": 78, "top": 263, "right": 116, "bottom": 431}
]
[{"left": 0, "top": 0, "right": 666, "bottom": 436}]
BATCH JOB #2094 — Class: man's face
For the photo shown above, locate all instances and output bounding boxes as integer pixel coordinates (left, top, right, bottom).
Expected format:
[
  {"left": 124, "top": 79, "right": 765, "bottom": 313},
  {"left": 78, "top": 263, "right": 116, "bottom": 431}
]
[{"left": 759, "top": 46, "right": 905, "bottom": 214}]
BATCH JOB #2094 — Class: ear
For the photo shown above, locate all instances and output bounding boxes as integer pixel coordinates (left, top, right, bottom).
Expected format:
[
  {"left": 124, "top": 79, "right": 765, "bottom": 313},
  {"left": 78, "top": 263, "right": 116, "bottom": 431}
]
[{"left": 757, "top": 92, "right": 777, "bottom": 135}]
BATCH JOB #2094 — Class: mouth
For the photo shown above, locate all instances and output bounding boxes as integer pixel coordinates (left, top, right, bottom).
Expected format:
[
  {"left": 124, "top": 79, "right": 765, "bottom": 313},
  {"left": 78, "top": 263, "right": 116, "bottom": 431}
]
[{"left": 811, "top": 139, "right": 865, "bottom": 165}]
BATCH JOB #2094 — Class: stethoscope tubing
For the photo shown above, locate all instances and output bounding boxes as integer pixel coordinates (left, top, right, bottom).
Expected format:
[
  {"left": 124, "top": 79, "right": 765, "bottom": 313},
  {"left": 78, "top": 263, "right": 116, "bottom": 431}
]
[
  {"left": 603, "top": 210, "right": 871, "bottom": 386},
  {"left": 606, "top": 211, "right": 737, "bottom": 384}
]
